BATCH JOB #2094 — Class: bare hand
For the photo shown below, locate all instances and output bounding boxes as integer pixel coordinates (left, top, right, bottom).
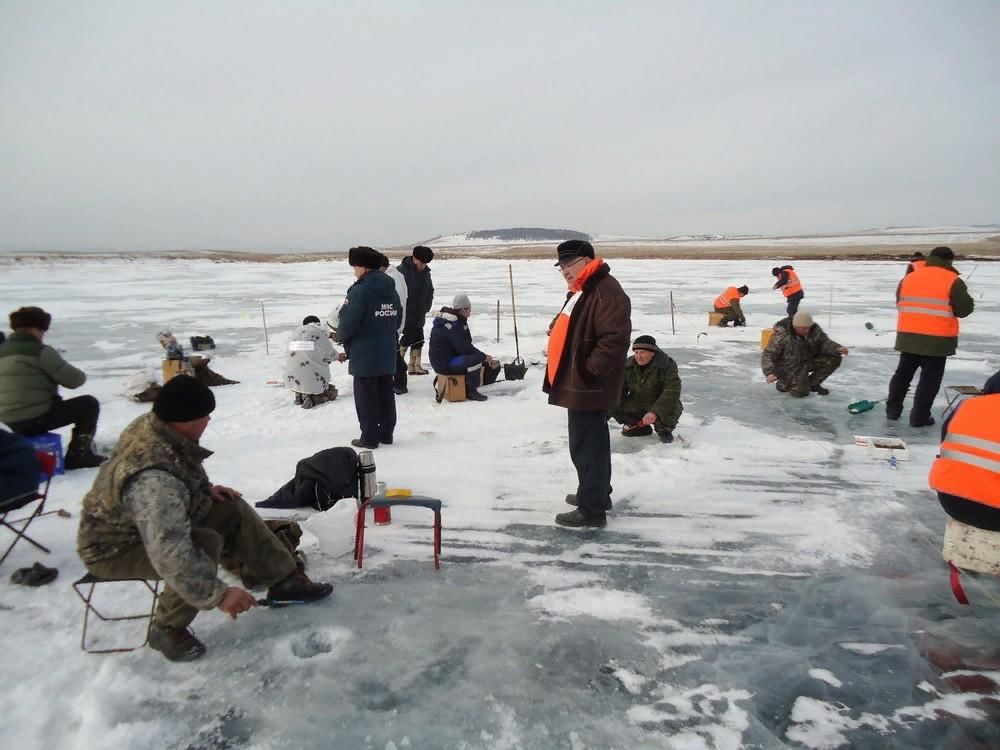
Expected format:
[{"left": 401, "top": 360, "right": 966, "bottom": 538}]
[
  {"left": 766, "top": 374, "right": 778, "bottom": 383},
  {"left": 337, "top": 353, "right": 348, "bottom": 363},
  {"left": 217, "top": 587, "right": 257, "bottom": 620},
  {"left": 209, "top": 485, "right": 242, "bottom": 503},
  {"left": 641, "top": 412, "right": 657, "bottom": 426},
  {"left": 837, "top": 347, "right": 849, "bottom": 356}
]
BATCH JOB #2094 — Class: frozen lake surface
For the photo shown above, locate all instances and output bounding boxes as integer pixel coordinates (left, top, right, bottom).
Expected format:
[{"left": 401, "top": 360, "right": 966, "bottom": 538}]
[{"left": 1, "top": 257, "right": 998, "bottom": 749}]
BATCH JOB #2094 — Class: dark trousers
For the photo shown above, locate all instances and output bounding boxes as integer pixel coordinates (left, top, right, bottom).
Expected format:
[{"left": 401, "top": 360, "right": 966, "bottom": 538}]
[
  {"left": 887, "top": 352, "right": 946, "bottom": 421},
  {"left": 399, "top": 326, "right": 424, "bottom": 351},
  {"left": 938, "top": 492, "right": 1000, "bottom": 533},
  {"left": 785, "top": 292, "right": 804, "bottom": 317},
  {"left": 567, "top": 409, "right": 612, "bottom": 517},
  {"left": 7, "top": 395, "right": 100, "bottom": 439},
  {"left": 353, "top": 375, "right": 396, "bottom": 446}
]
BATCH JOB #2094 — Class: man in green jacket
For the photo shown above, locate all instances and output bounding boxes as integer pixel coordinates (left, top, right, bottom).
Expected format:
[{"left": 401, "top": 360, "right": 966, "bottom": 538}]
[
  {"left": 886, "top": 246, "right": 975, "bottom": 427},
  {"left": 77, "top": 375, "right": 333, "bottom": 662},
  {"left": 0, "top": 306, "right": 105, "bottom": 469},
  {"left": 612, "top": 335, "right": 683, "bottom": 443}
]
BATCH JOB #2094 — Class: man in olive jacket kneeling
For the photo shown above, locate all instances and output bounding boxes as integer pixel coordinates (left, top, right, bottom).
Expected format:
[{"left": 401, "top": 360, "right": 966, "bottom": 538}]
[
  {"left": 77, "top": 375, "right": 333, "bottom": 662},
  {"left": 612, "top": 335, "right": 683, "bottom": 443}
]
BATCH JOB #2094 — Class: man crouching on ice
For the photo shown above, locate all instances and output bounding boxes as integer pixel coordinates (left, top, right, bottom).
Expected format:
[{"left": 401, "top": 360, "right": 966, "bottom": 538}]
[{"left": 76, "top": 375, "right": 333, "bottom": 662}]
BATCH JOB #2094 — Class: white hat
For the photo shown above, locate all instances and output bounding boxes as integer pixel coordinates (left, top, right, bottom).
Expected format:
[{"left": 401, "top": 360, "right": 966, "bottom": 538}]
[
  {"left": 792, "top": 310, "right": 814, "bottom": 327},
  {"left": 452, "top": 294, "right": 471, "bottom": 310}
]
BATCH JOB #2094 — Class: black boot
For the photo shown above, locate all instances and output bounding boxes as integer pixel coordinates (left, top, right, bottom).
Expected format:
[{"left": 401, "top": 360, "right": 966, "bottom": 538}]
[
  {"left": 466, "top": 387, "right": 488, "bottom": 402},
  {"left": 266, "top": 570, "right": 333, "bottom": 603},
  {"left": 148, "top": 622, "right": 206, "bottom": 662},
  {"left": 64, "top": 433, "right": 107, "bottom": 470},
  {"left": 555, "top": 509, "right": 606, "bottom": 528}
]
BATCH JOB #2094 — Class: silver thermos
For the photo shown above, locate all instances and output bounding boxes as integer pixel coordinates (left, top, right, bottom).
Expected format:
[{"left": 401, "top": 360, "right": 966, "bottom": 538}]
[{"left": 358, "top": 449, "right": 377, "bottom": 501}]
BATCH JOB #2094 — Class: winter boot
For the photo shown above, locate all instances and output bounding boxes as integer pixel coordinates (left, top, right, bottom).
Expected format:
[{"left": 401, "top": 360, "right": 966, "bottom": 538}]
[
  {"left": 64, "top": 433, "right": 107, "bottom": 470},
  {"left": 555, "top": 509, "right": 607, "bottom": 528},
  {"left": 466, "top": 387, "right": 488, "bottom": 402},
  {"left": 810, "top": 384, "right": 830, "bottom": 396},
  {"left": 148, "top": 622, "right": 207, "bottom": 662},
  {"left": 657, "top": 430, "right": 674, "bottom": 444},
  {"left": 266, "top": 570, "right": 334, "bottom": 603},
  {"left": 408, "top": 348, "right": 429, "bottom": 375},
  {"left": 564, "top": 493, "right": 578, "bottom": 506}
]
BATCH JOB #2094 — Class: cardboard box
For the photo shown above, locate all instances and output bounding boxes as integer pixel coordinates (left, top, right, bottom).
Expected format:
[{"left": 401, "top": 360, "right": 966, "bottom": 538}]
[
  {"left": 760, "top": 328, "right": 774, "bottom": 349},
  {"left": 434, "top": 375, "right": 466, "bottom": 403},
  {"left": 162, "top": 358, "right": 187, "bottom": 383},
  {"left": 708, "top": 312, "right": 725, "bottom": 326}
]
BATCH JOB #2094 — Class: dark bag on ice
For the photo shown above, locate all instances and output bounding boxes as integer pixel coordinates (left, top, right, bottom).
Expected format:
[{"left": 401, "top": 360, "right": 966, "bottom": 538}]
[
  {"left": 503, "top": 357, "right": 527, "bottom": 381},
  {"left": 256, "top": 447, "right": 359, "bottom": 511}
]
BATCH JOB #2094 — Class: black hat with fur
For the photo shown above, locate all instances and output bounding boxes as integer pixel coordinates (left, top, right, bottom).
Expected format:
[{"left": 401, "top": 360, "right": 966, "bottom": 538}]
[
  {"left": 348, "top": 246, "right": 383, "bottom": 269},
  {"left": 10, "top": 306, "right": 52, "bottom": 331}
]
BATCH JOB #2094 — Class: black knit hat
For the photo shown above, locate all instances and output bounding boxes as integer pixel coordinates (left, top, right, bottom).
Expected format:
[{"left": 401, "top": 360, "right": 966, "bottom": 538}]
[
  {"left": 302, "top": 315, "right": 320, "bottom": 325},
  {"left": 10, "top": 306, "right": 52, "bottom": 331},
  {"left": 771, "top": 267, "right": 781, "bottom": 276},
  {"left": 412, "top": 246, "right": 434, "bottom": 264},
  {"left": 348, "top": 246, "right": 383, "bottom": 269},
  {"left": 632, "top": 335, "right": 657, "bottom": 352},
  {"left": 984, "top": 370, "right": 1000, "bottom": 395},
  {"left": 153, "top": 375, "right": 216, "bottom": 423},
  {"left": 554, "top": 240, "right": 595, "bottom": 266},
  {"left": 738, "top": 285, "right": 749, "bottom": 295},
  {"left": 930, "top": 246, "right": 955, "bottom": 261}
]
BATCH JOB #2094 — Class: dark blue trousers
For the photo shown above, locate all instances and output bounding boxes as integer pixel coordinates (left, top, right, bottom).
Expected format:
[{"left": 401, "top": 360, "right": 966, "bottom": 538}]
[
  {"left": 353, "top": 375, "right": 396, "bottom": 446},
  {"left": 567, "top": 409, "right": 612, "bottom": 517},
  {"left": 785, "top": 292, "right": 804, "bottom": 316}
]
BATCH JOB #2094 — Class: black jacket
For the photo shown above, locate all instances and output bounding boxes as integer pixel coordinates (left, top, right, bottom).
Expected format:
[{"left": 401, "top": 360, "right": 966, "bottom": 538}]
[
  {"left": 256, "top": 447, "right": 359, "bottom": 511},
  {"left": 428, "top": 307, "right": 485, "bottom": 372},
  {"left": 397, "top": 257, "right": 435, "bottom": 328}
]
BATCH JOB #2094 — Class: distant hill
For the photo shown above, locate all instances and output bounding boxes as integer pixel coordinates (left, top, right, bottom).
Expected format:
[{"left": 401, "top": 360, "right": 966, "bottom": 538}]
[{"left": 431, "top": 227, "right": 593, "bottom": 245}]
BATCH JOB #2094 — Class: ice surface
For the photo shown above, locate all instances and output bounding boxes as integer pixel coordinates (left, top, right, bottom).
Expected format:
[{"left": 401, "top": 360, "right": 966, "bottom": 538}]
[{"left": 1, "top": 257, "right": 998, "bottom": 749}]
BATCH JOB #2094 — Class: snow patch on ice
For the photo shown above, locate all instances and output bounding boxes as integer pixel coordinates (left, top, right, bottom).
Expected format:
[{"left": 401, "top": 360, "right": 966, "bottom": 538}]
[
  {"left": 528, "top": 588, "right": 655, "bottom": 622},
  {"left": 837, "top": 642, "right": 905, "bottom": 656},
  {"left": 809, "top": 669, "right": 844, "bottom": 688}
]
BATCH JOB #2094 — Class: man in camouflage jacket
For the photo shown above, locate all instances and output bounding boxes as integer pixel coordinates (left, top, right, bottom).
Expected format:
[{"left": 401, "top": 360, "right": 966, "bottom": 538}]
[
  {"left": 77, "top": 375, "right": 333, "bottom": 661},
  {"left": 611, "top": 335, "right": 683, "bottom": 443},
  {"left": 761, "top": 310, "right": 849, "bottom": 397}
]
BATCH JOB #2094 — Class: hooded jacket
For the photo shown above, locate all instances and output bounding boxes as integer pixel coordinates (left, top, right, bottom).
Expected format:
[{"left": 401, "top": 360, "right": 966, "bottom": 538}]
[
  {"left": 283, "top": 323, "right": 337, "bottom": 395},
  {"left": 428, "top": 307, "right": 485, "bottom": 373},
  {"left": 0, "top": 331, "right": 87, "bottom": 423}
]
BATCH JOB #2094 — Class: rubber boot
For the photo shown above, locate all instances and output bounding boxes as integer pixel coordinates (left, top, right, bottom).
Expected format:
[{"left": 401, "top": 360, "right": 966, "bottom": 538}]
[
  {"left": 64, "top": 433, "right": 107, "bottom": 470},
  {"left": 409, "top": 348, "right": 429, "bottom": 375}
]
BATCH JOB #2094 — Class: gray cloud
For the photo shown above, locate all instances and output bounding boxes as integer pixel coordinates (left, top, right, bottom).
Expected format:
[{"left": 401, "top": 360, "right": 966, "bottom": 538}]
[{"left": 1, "top": 1, "right": 998, "bottom": 251}]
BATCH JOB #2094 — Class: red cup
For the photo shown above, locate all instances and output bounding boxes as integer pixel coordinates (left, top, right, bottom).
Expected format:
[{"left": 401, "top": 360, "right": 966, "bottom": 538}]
[{"left": 373, "top": 506, "right": 391, "bottom": 526}]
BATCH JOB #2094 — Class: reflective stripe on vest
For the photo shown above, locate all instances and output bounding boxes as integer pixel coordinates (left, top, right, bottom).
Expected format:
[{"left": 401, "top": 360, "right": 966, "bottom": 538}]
[
  {"left": 929, "top": 394, "right": 1000, "bottom": 509},
  {"left": 896, "top": 266, "right": 958, "bottom": 337},
  {"left": 714, "top": 287, "right": 739, "bottom": 309},
  {"left": 546, "top": 291, "right": 583, "bottom": 385},
  {"left": 780, "top": 269, "right": 802, "bottom": 297}
]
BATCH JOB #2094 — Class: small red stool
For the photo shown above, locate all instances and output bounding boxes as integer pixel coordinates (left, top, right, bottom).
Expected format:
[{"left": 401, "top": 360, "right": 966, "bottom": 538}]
[{"left": 353, "top": 494, "right": 442, "bottom": 570}]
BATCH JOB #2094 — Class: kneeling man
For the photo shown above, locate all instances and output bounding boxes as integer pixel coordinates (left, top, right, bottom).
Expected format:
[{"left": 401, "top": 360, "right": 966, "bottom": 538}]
[
  {"left": 612, "top": 335, "right": 683, "bottom": 443},
  {"left": 77, "top": 375, "right": 333, "bottom": 662}
]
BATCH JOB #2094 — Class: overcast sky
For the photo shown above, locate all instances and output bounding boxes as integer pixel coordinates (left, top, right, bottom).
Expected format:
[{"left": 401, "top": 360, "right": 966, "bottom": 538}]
[{"left": 1, "top": 1, "right": 998, "bottom": 252}]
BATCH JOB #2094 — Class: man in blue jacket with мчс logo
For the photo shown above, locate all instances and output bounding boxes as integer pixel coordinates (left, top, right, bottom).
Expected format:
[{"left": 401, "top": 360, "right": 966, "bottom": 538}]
[{"left": 336, "top": 247, "right": 402, "bottom": 450}]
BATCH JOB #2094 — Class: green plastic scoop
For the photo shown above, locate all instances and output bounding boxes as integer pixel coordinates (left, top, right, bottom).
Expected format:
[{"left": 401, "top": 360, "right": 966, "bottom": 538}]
[{"left": 848, "top": 399, "right": 884, "bottom": 414}]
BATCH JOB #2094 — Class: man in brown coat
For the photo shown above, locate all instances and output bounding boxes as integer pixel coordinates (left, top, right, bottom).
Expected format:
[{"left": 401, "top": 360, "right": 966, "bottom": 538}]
[{"left": 543, "top": 240, "right": 631, "bottom": 528}]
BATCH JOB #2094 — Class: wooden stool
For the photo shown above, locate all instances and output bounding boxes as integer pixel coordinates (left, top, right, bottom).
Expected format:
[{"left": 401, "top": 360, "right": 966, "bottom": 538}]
[
  {"left": 708, "top": 311, "right": 725, "bottom": 326},
  {"left": 353, "top": 494, "right": 443, "bottom": 570},
  {"left": 434, "top": 375, "right": 466, "bottom": 403},
  {"left": 73, "top": 574, "right": 162, "bottom": 654}
]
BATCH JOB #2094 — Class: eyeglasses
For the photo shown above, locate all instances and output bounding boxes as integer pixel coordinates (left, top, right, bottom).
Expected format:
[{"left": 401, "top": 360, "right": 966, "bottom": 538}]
[{"left": 557, "top": 257, "right": 585, "bottom": 271}]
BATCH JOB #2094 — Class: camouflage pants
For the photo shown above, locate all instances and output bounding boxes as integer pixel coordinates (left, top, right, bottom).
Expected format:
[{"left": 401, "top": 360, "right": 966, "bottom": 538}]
[
  {"left": 713, "top": 305, "right": 744, "bottom": 326},
  {"left": 86, "top": 498, "right": 297, "bottom": 628},
  {"left": 775, "top": 354, "right": 841, "bottom": 397}
]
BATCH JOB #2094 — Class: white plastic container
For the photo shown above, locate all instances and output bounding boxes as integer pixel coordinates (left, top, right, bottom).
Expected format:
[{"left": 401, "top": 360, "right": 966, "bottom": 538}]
[{"left": 852, "top": 435, "right": 909, "bottom": 461}]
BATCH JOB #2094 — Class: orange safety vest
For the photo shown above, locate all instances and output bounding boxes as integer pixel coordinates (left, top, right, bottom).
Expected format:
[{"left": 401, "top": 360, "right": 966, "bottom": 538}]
[
  {"left": 908, "top": 259, "right": 926, "bottom": 273},
  {"left": 779, "top": 268, "right": 802, "bottom": 297},
  {"left": 929, "top": 394, "right": 1000, "bottom": 509},
  {"left": 546, "top": 258, "right": 604, "bottom": 385},
  {"left": 896, "top": 265, "right": 958, "bottom": 338},
  {"left": 714, "top": 286, "right": 741, "bottom": 309}
]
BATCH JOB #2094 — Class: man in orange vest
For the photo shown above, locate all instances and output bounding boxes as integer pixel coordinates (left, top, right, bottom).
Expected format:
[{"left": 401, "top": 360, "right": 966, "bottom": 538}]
[
  {"left": 929, "top": 370, "right": 1000, "bottom": 531},
  {"left": 886, "top": 246, "right": 975, "bottom": 427},
  {"left": 543, "top": 240, "right": 631, "bottom": 528},
  {"left": 771, "top": 265, "right": 804, "bottom": 316},
  {"left": 713, "top": 285, "right": 749, "bottom": 326}
]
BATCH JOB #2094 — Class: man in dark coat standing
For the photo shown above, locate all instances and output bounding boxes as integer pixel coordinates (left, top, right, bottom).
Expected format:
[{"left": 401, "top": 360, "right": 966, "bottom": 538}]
[
  {"left": 543, "top": 240, "right": 631, "bottom": 528},
  {"left": 338, "top": 247, "right": 402, "bottom": 449},
  {"left": 396, "top": 246, "right": 435, "bottom": 376}
]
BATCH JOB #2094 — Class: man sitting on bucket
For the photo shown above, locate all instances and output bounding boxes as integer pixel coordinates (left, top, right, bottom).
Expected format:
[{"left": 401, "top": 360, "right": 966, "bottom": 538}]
[
  {"left": 428, "top": 294, "right": 500, "bottom": 402},
  {"left": 611, "top": 335, "right": 683, "bottom": 443},
  {"left": 76, "top": 375, "right": 333, "bottom": 662},
  {"left": 761, "top": 310, "right": 848, "bottom": 397}
]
